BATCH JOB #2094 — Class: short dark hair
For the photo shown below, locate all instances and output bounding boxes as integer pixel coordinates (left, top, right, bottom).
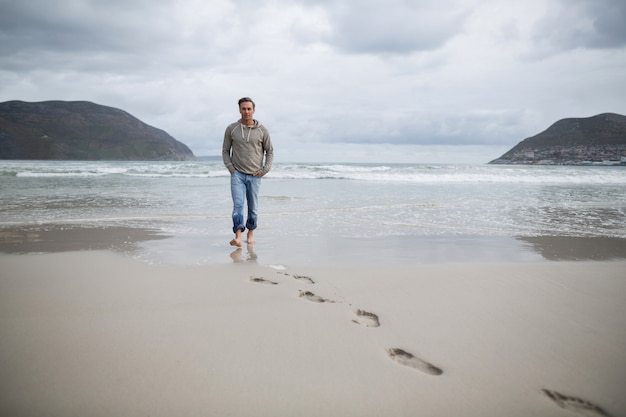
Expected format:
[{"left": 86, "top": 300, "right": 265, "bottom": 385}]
[{"left": 238, "top": 97, "right": 255, "bottom": 109}]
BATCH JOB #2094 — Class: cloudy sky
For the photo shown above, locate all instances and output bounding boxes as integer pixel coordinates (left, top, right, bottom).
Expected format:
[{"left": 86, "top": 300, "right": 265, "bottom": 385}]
[{"left": 1, "top": 0, "right": 625, "bottom": 163}]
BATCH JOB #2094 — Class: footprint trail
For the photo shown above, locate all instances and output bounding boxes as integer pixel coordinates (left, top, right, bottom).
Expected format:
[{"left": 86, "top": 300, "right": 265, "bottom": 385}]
[{"left": 251, "top": 269, "right": 447, "bottom": 380}]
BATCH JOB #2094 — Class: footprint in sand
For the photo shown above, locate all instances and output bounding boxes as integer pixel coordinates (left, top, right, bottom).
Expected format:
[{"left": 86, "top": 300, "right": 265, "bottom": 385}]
[
  {"left": 542, "top": 389, "right": 611, "bottom": 417},
  {"left": 352, "top": 309, "right": 380, "bottom": 327},
  {"left": 386, "top": 348, "right": 443, "bottom": 376},
  {"left": 249, "top": 276, "right": 278, "bottom": 285},
  {"left": 292, "top": 274, "right": 315, "bottom": 284},
  {"left": 298, "top": 290, "right": 334, "bottom": 303},
  {"left": 276, "top": 273, "right": 315, "bottom": 284}
]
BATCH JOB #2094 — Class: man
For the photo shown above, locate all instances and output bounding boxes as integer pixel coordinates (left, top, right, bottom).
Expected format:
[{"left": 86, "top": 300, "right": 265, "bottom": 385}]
[{"left": 222, "top": 97, "right": 274, "bottom": 247}]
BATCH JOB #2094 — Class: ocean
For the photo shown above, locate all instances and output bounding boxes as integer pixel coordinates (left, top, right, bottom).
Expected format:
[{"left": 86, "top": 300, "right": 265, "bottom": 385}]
[{"left": 1, "top": 160, "right": 626, "bottom": 265}]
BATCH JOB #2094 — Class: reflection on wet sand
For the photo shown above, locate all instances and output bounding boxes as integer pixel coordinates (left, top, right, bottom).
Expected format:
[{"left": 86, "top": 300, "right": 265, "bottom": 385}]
[
  {"left": 230, "top": 245, "right": 258, "bottom": 263},
  {"left": 0, "top": 225, "right": 169, "bottom": 254},
  {"left": 517, "top": 236, "right": 626, "bottom": 261}
]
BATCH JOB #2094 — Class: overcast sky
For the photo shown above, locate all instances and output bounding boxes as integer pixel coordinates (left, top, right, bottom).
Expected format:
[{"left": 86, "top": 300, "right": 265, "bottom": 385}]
[{"left": 1, "top": 0, "right": 625, "bottom": 163}]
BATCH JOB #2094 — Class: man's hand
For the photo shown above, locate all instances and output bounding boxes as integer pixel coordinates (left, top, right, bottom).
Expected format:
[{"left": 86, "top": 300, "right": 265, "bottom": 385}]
[{"left": 253, "top": 170, "right": 263, "bottom": 177}]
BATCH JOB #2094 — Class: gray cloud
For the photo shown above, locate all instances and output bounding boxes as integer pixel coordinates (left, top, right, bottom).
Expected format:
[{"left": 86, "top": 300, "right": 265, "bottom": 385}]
[
  {"left": 312, "top": 110, "right": 527, "bottom": 147},
  {"left": 1, "top": 1, "right": 158, "bottom": 52},
  {"left": 532, "top": 0, "right": 626, "bottom": 53},
  {"left": 0, "top": 0, "right": 237, "bottom": 72},
  {"left": 313, "top": 0, "right": 471, "bottom": 54}
]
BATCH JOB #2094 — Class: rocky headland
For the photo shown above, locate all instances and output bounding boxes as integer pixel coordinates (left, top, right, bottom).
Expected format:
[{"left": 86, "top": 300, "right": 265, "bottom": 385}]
[
  {"left": 490, "top": 113, "right": 626, "bottom": 165},
  {"left": 0, "top": 100, "right": 195, "bottom": 160}
]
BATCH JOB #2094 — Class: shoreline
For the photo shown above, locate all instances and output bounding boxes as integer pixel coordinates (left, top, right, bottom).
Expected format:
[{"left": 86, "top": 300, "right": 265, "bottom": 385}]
[
  {"left": 1, "top": 250, "right": 625, "bottom": 416},
  {"left": 2, "top": 223, "right": 626, "bottom": 265}
]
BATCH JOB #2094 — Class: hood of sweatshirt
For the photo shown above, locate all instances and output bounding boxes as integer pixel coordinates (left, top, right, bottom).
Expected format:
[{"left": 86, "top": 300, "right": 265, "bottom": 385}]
[{"left": 239, "top": 119, "right": 260, "bottom": 142}]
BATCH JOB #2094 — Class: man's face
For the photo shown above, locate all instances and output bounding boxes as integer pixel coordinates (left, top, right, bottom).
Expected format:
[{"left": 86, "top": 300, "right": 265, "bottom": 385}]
[{"left": 239, "top": 102, "right": 255, "bottom": 123}]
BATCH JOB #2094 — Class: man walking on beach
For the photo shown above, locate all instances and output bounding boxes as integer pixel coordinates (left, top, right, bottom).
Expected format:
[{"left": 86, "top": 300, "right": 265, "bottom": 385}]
[{"left": 222, "top": 97, "right": 274, "bottom": 247}]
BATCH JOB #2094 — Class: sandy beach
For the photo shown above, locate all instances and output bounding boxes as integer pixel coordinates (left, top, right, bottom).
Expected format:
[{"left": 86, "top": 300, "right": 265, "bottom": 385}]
[{"left": 1, "top": 249, "right": 625, "bottom": 417}]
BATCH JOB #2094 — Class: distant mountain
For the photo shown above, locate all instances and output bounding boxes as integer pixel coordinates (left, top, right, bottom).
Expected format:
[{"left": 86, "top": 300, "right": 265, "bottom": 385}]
[
  {"left": 0, "top": 100, "right": 195, "bottom": 160},
  {"left": 489, "top": 113, "right": 626, "bottom": 165}
]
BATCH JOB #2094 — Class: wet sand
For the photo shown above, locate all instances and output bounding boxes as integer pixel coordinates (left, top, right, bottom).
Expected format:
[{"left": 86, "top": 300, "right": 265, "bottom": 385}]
[{"left": 3, "top": 224, "right": 626, "bottom": 264}]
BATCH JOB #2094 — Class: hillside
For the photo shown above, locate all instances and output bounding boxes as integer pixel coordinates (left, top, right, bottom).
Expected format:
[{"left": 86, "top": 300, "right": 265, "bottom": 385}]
[
  {"left": 0, "top": 100, "right": 195, "bottom": 160},
  {"left": 489, "top": 113, "right": 626, "bottom": 165}
]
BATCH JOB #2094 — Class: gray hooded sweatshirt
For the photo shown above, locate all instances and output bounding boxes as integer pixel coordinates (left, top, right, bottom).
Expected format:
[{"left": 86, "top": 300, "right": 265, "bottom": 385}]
[{"left": 222, "top": 119, "right": 274, "bottom": 176}]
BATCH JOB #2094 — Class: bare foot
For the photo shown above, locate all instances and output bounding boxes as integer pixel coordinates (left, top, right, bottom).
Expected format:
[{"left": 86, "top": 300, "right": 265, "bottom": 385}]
[
  {"left": 229, "top": 238, "right": 242, "bottom": 247},
  {"left": 246, "top": 231, "right": 256, "bottom": 244}
]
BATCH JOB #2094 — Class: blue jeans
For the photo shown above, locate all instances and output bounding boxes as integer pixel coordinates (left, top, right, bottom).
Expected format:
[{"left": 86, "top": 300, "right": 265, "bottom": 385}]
[{"left": 230, "top": 171, "right": 261, "bottom": 233}]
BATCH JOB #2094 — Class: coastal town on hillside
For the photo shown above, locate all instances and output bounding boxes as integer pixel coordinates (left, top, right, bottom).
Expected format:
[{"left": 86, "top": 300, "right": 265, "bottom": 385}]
[{"left": 493, "top": 144, "right": 626, "bottom": 165}]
